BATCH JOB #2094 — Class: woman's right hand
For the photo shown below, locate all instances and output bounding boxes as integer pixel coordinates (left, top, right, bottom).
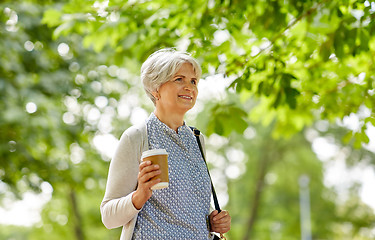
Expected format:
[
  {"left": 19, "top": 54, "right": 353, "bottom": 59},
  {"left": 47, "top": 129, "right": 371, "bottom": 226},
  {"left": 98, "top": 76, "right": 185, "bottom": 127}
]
[{"left": 131, "top": 160, "right": 161, "bottom": 210}]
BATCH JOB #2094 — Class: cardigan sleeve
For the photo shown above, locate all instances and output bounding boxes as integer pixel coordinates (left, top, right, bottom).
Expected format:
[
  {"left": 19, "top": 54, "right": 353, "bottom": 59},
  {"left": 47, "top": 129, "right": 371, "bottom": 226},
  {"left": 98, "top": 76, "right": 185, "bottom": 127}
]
[
  {"left": 199, "top": 134, "right": 207, "bottom": 159},
  {"left": 100, "top": 124, "right": 146, "bottom": 229}
]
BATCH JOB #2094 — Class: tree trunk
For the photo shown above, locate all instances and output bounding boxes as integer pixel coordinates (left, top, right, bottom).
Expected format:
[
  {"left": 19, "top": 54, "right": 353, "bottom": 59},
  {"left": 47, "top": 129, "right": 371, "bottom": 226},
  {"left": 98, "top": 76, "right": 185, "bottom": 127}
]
[
  {"left": 242, "top": 150, "right": 269, "bottom": 240},
  {"left": 69, "top": 189, "right": 85, "bottom": 240}
]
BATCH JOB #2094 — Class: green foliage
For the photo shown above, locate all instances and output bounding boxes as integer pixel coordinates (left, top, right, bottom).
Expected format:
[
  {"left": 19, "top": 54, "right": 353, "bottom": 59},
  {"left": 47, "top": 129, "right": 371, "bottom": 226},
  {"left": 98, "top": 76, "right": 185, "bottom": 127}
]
[
  {"left": 39, "top": 0, "right": 375, "bottom": 144},
  {"left": 1, "top": 0, "right": 375, "bottom": 240},
  {"left": 221, "top": 123, "right": 375, "bottom": 240},
  {"left": 206, "top": 103, "right": 248, "bottom": 136}
]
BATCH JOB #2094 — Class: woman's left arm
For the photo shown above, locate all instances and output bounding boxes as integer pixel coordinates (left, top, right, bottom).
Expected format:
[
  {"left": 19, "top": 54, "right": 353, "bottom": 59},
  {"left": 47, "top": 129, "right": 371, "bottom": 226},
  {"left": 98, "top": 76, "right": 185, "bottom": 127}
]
[{"left": 209, "top": 210, "right": 231, "bottom": 234}]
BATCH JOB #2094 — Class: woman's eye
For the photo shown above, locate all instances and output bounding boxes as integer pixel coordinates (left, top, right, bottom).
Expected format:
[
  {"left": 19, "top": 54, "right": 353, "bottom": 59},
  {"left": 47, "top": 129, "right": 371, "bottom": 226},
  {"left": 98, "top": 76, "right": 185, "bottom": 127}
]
[
  {"left": 191, "top": 80, "right": 197, "bottom": 85},
  {"left": 175, "top": 78, "right": 182, "bottom": 82}
]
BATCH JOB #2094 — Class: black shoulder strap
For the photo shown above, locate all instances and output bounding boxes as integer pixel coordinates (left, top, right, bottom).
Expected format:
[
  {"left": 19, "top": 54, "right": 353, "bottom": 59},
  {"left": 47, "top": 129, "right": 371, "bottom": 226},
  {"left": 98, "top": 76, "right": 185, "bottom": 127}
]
[{"left": 190, "top": 127, "right": 221, "bottom": 213}]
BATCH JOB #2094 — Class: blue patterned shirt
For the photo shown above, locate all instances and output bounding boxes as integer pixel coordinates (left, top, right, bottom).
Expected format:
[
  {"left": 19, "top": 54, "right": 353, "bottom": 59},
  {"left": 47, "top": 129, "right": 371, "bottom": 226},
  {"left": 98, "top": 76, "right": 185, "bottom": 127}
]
[{"left": 132, "top": 113, "right": 212, "bottom": 239}]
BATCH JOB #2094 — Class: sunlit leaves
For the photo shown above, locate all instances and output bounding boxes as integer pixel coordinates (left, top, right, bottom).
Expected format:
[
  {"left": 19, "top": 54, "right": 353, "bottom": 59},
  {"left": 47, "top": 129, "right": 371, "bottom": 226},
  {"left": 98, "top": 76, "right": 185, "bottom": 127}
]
[
  {"left": 1, "top": 0, "right": 375, "bottom": 239},
  {"left": 41, "top": 9, "right": 62, "bottom": 28},
  {"left": 44, "top": 0, "right": 375, "bottom": 146},
  {"left": 206, "top": 103, "right": 248, "bottom": 136}
]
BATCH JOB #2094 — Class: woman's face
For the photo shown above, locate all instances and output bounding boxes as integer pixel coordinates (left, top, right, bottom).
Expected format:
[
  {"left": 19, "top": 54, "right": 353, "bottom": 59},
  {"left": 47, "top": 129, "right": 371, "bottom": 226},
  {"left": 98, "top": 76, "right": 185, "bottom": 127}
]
[{"left": 155, "top": 62, "right": 198, "bottom": 115}]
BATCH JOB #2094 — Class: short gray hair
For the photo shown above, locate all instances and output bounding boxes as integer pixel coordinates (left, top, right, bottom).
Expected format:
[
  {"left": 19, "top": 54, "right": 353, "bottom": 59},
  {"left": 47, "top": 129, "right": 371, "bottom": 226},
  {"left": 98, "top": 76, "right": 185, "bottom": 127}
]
[{"left": 141, "top": 48, "right": 202, "bottom": 104}]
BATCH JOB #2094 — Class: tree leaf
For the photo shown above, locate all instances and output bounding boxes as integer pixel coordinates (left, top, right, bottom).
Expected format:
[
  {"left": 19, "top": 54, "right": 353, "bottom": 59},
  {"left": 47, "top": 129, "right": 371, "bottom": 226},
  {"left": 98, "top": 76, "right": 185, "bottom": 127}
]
[{"left": 41, "top": 9, "right": 62, "bottom": 27}]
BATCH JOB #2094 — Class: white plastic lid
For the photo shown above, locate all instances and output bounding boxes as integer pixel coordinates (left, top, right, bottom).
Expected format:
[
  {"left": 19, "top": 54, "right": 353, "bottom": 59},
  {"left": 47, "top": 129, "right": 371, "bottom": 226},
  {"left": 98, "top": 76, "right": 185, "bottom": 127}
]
[{"left": 141, "top": 149, "right": 168, "bottom": 159}]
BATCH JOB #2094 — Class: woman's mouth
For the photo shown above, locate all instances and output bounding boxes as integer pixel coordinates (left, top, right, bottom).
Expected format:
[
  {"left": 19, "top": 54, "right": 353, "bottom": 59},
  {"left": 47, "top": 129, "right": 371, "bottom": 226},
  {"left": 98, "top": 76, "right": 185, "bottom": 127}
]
[{"left": 178, "top": 95, "right": 192, "bottom": 100}]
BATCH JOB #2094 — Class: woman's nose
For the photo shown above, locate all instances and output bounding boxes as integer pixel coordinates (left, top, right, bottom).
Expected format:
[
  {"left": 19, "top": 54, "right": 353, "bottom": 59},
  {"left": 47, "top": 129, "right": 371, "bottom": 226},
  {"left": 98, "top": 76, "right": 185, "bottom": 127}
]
[
  {"left": 183, "top": 83, "right": 192, "bottom": 91},
  {"left": 184, "top": 84, "right": 194, "bottom": 92},
  {"left": 184, "top": 81, "right": 195, "bottom": 91}
]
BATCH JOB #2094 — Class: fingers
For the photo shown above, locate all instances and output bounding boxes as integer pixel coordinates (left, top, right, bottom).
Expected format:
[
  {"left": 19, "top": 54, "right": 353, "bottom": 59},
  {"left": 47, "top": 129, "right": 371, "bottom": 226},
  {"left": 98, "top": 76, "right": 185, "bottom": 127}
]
[
  {"left": 213, "top": 211, "right": 229, "bottom": 221},
  {"left": 210, "top": 210, "right": 231, "bottom": 234},
  {"left": 139, "top": 160, "right": 153, "bottom": 171},
  {"left": 132, "top": 161, "right": 163, "bottom": 210},
  {"left": 210, "top": 210, "right": 219, "bottom": 217},
  {"left": 138, "top": 161, "right": 161, "bottom": 188},
  {"left": 139, "top": 166, "right": 160, "bottom": 182}
]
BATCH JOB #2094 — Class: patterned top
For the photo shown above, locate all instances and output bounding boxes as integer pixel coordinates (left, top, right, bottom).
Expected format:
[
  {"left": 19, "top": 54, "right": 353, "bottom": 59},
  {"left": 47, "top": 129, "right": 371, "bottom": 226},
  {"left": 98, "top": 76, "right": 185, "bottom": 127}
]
[{"left": 132, "top": 113, "right": 212, "bottom": 239}]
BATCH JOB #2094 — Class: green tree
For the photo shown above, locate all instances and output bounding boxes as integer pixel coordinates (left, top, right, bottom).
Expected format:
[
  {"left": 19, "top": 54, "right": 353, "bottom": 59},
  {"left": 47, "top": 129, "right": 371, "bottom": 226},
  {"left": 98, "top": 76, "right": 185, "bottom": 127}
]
[
  {"left": 1, "top": 0, "right": 375, "bottom": 240},
  {"left": 198, "top": 93, "right": 375, "bottom": 239},
  {"left": 0, "top": 1, "right": 119, "bottom": 239},
  {"left": 42, "top": 0, "right": 375, "bottom": 144}
]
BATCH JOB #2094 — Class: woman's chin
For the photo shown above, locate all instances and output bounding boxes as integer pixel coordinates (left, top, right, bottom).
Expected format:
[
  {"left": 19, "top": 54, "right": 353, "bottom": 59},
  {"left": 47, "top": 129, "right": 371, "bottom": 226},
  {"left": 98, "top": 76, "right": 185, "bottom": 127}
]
[{"left": 173, "top": 104, "right": 195, "bottom": 114}]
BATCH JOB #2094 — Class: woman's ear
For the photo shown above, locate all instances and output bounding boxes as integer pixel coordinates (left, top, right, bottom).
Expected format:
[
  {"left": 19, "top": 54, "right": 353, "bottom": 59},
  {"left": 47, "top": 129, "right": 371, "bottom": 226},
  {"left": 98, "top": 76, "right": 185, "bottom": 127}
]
[{"left": 152, "top": 91, "right": 160, "bottom": 101}]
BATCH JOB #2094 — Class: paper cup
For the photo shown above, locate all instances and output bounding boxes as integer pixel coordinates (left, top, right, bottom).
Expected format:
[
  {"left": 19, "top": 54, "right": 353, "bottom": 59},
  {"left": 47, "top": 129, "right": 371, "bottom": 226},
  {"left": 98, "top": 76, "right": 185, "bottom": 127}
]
[{"left": 141, "top": 149, "right": 169, "bottom": 190}]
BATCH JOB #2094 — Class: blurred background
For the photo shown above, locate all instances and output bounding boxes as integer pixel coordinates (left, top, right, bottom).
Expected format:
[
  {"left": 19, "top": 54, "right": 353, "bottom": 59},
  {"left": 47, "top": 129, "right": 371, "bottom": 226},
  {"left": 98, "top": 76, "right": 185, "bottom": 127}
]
[{"left": 1, "top": 0, "right": 375, "bottom": 239}]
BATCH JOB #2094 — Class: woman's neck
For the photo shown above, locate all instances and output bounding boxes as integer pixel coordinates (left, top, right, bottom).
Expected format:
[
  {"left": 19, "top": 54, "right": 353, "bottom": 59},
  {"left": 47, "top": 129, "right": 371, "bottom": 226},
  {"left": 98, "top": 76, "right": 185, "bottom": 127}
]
[{"left": 153, "top": 109, "right": 185, "bottom": 132}]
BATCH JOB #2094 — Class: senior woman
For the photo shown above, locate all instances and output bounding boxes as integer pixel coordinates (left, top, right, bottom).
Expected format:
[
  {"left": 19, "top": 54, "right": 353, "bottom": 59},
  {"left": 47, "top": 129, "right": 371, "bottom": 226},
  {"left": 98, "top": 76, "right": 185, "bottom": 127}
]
[{"left": 100, "top": 48, "right": 231, "bottom": 239}]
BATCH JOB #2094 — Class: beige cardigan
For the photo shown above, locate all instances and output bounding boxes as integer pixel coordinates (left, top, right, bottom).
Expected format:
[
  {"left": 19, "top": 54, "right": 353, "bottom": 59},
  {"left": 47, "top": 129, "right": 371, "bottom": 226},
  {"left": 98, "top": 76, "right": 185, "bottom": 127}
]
[{"left": 100, "top": 121, "right": 208, "bottom": 240}]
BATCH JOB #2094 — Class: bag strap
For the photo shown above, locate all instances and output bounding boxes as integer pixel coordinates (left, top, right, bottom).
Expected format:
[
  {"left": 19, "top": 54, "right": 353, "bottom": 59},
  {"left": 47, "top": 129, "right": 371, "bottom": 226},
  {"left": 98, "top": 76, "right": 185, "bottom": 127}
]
[
  {"left": 190, "top": 127, "right": 221, "bottom": 213},
  {"left": 191, "top": 127, "right": 227, "bottom": 240}
]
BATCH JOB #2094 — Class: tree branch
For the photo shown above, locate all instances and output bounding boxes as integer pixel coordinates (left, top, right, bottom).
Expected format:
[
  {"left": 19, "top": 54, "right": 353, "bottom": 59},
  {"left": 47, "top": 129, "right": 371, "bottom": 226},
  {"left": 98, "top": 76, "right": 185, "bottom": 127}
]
[{"left": 252, "top": 0, "right": 329, "bottom": 59}]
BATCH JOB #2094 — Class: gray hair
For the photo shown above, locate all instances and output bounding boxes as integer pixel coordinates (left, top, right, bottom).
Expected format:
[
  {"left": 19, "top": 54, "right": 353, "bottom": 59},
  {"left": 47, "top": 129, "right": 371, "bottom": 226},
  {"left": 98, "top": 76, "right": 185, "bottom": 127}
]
[{"left": 141, "top": 48, "right": 202, "bottom": 105}]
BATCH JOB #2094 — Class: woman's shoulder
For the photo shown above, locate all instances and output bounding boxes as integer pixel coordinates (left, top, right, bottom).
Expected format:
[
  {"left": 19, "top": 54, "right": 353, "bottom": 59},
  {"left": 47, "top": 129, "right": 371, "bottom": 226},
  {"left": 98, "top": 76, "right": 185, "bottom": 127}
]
[
  {"left": 119, "top": 121, "right": 148, "bottom": 146},
  {"left": 123, "top": 121, "right": 147, "bottom": 137}
]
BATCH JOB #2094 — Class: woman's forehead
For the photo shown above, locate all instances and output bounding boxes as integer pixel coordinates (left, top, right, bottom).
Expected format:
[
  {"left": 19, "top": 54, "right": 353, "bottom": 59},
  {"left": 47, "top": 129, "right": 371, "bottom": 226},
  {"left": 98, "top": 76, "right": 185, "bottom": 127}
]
[{"left": 174, "top": 63, "right": 197, "bottom": 77}]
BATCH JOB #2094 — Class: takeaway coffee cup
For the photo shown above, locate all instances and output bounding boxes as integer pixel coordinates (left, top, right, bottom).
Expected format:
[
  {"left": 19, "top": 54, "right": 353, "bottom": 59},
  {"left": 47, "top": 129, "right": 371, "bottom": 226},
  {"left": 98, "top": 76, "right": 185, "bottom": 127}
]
[{"left": 141, "top": 149, "right": 169, "bottom": 190}]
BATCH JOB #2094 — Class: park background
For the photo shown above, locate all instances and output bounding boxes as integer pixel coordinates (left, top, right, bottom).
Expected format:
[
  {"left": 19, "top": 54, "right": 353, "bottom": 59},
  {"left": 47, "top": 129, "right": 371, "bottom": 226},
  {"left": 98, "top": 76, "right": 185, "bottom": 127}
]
[{"left": 1, "top": 0, "right": 375, "bottom": 239}]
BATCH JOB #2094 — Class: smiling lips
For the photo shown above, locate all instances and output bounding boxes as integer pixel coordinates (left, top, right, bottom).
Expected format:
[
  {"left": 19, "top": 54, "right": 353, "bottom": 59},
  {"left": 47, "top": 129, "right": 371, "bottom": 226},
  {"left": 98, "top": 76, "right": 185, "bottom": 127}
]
[{"left": 178, "top": 95, "right": 193, "bottom": 100}]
